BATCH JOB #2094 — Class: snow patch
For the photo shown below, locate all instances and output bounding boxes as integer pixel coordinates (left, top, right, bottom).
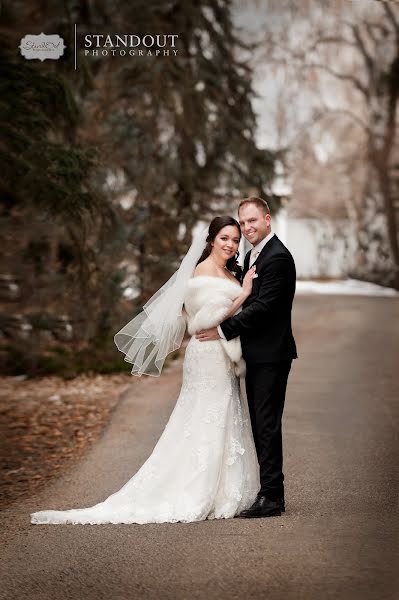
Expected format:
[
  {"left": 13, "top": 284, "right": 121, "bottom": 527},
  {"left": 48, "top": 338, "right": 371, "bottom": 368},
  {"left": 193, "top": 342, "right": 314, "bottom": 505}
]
[{"left": 296, "top": 279, "right": 399, "bottom": 297}]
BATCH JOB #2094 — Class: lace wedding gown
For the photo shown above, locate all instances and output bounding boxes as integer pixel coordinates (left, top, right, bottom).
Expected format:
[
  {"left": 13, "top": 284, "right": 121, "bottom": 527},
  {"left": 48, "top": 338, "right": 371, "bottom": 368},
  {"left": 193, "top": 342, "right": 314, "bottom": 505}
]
[{"left": 30, "top": 276, "right": 260, "bottom": 525}]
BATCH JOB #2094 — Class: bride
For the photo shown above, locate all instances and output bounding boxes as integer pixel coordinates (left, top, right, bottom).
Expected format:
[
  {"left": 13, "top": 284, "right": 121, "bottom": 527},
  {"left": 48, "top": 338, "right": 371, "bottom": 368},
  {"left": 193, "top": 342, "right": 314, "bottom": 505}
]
[{"left": 30, "top": 216, "right": 260, "bottom": 525}]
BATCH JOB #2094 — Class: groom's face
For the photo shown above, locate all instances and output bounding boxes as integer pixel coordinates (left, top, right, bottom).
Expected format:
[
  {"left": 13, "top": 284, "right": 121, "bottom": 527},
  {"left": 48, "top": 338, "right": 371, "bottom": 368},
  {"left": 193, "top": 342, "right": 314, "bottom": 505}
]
[{"left": 238, "top": 204, "right": 271, "bottom": 246}]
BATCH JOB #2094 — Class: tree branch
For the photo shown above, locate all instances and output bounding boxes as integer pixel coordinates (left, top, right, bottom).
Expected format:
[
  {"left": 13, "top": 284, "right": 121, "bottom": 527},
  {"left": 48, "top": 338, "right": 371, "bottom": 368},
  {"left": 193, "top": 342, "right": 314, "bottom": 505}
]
[
  {"left": 383, "top": 1, "right": 399, "bottom": 46},
  {"left": 259, "top": 35, "right": 369, "bottom": 98},
  {"left": 351, "top": 25, "right": 374, "bottom": 80},
  {"left": 284, "top": 106, "right": 370, "bottom": 150},
  {"left": 311, "top": 35, "right": 357, "bottom": 49},
  {"left": 301, "top": 62, "right": 369, "bottom": 98},
  {"left": 319, "top": 108, "right": 371, "bottom": 136},
  {"left": 364, "top": 21, "right": 388, "bottom": 45}
]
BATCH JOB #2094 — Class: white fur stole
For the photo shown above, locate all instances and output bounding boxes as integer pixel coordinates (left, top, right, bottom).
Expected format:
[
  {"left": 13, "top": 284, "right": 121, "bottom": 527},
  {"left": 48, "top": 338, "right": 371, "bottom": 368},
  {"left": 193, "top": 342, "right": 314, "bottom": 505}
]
[{"left": 184, "top": 276, "right": 246, "bottom": 377}]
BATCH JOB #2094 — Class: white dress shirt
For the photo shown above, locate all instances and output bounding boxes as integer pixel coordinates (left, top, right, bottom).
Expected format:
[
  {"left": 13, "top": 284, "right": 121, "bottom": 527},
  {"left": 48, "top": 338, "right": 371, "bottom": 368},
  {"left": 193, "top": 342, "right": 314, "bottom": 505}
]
[
  {"left": 217, "top": 231, "right": 275, "bottom": 340},
  {"left": 249, "top": 231, "right": 275, "bottom": 266}
]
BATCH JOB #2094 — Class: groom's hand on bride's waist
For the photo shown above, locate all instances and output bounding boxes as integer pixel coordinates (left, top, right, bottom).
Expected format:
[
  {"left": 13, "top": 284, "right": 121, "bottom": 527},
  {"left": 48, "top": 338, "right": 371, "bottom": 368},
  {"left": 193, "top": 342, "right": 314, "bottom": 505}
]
[{"left": 196, "top": 327, "right": 221, "bottom": 341}]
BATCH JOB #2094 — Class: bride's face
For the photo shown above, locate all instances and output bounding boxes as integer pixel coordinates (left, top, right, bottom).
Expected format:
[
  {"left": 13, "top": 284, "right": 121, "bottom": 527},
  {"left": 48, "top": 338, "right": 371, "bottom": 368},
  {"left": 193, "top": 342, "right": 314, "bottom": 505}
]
[{"left": 211, "top": 225, "right": 240, "bottom": 262}]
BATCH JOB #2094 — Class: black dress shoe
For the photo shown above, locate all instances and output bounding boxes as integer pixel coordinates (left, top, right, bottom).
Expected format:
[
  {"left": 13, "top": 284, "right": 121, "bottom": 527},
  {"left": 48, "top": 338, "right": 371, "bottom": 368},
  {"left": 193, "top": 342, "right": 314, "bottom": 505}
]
[
  {"left": 238, "top": 495, "right": 282, "bottom": 518},
  {"left": 254, "top": 493, "right": 285, "bottom": 512}
]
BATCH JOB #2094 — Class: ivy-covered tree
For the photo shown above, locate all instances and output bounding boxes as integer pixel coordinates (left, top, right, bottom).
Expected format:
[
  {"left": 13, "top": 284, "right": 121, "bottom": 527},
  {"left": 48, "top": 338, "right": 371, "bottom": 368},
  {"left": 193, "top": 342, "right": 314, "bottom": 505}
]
[
  {"left": 0, "top": 2, "right": 124, "bottom": 375},
  {"left": 0, "top": 0, "right": 279, "bottom": 375},
  {"left": 71, "top": 0, "right": 279, "bottom": 294}
]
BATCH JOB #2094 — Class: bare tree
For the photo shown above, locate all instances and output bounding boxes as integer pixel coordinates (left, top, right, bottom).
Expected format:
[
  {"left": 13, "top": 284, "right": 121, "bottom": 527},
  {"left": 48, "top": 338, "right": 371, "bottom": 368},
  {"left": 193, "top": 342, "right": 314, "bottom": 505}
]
[{"left": 248, "top": 0, "right": 399, "bottom": 288}]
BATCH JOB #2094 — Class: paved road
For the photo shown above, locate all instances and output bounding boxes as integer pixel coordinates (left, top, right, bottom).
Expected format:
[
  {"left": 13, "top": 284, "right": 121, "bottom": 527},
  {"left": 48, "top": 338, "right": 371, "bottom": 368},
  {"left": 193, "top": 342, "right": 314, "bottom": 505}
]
[{"left": 1, "top": 296, "right": 398, "bottom": 600}]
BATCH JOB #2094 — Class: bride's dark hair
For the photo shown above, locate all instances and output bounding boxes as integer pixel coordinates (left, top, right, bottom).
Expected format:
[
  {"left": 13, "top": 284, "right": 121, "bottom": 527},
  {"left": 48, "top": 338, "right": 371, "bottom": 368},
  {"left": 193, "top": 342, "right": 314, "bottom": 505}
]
[{"left": 196, "top": 216, "right": 243, "bottom": 279}]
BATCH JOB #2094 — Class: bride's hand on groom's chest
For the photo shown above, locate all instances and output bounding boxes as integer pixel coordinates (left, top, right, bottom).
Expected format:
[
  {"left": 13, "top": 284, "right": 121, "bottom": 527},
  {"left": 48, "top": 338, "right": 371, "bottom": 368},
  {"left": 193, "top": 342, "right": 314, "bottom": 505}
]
[{"left": 243, "top": 268, "right": 262, "bottom": 295}]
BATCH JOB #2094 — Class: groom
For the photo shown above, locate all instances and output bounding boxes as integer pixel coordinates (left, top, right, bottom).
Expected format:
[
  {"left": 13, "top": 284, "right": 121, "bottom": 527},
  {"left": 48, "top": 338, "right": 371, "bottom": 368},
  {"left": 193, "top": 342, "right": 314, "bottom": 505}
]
[{"left": 196, "top": 196, "right": 297, "bottom": 518}]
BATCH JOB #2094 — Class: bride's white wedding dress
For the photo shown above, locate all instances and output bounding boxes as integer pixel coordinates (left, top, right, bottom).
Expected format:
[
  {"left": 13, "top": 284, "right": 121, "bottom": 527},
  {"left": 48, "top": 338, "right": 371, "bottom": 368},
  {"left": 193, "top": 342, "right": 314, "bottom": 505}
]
[{"left": 30, "top": 276, "right": 260, "bottom": 525}]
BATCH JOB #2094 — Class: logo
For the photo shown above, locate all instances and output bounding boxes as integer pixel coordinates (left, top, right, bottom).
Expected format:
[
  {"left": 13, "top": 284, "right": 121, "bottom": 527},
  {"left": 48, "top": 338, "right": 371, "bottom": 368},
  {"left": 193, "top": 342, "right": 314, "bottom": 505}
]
[{"left": 19, "top": 33, "right": 66, "bottom": 61}]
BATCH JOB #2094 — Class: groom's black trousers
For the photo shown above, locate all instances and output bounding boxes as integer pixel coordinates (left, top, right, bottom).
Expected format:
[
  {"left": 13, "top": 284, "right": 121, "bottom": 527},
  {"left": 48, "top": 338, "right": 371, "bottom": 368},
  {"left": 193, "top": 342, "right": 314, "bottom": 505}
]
[{"left": 245, "top": 360, "right": 292, "bottom": 499}]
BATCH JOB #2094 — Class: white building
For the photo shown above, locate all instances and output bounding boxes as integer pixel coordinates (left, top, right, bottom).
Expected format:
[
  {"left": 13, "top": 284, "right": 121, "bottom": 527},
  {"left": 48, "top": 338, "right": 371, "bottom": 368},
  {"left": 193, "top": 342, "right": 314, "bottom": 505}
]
[
  {"left": 239, "top": 206, "right": 355, "bottom": 280},
  {"left": 272, "top": 209, "right": 356, "bottom": 279}
]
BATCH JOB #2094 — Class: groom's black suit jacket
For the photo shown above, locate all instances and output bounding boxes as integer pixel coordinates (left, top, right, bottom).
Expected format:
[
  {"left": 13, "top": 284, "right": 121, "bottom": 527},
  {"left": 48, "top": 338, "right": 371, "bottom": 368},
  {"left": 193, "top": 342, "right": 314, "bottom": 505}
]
[{"left": 220, "top": 234, "right": 297, "bottom": 364}]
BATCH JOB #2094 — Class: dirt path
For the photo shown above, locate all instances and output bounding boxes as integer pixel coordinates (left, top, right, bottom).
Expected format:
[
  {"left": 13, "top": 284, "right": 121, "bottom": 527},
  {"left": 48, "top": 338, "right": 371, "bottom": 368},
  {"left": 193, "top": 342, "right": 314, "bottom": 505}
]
[{"left": 1, "top": 296, "right": 398, "bottom": 600}]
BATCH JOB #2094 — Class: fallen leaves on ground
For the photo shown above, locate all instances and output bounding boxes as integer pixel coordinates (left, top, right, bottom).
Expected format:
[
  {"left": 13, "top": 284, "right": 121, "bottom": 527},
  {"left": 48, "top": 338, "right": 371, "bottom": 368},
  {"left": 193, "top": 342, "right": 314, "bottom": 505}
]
[{"left": 0, "top": 373, "right": 132, "bottom": 509}]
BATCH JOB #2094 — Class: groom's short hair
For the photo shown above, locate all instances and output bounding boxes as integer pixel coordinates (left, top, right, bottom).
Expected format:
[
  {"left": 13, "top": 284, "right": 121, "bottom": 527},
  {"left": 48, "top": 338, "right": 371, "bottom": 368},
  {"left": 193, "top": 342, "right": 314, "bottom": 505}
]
[{"left": 238, "top": 196, "right": 270, "bottom": 215}]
